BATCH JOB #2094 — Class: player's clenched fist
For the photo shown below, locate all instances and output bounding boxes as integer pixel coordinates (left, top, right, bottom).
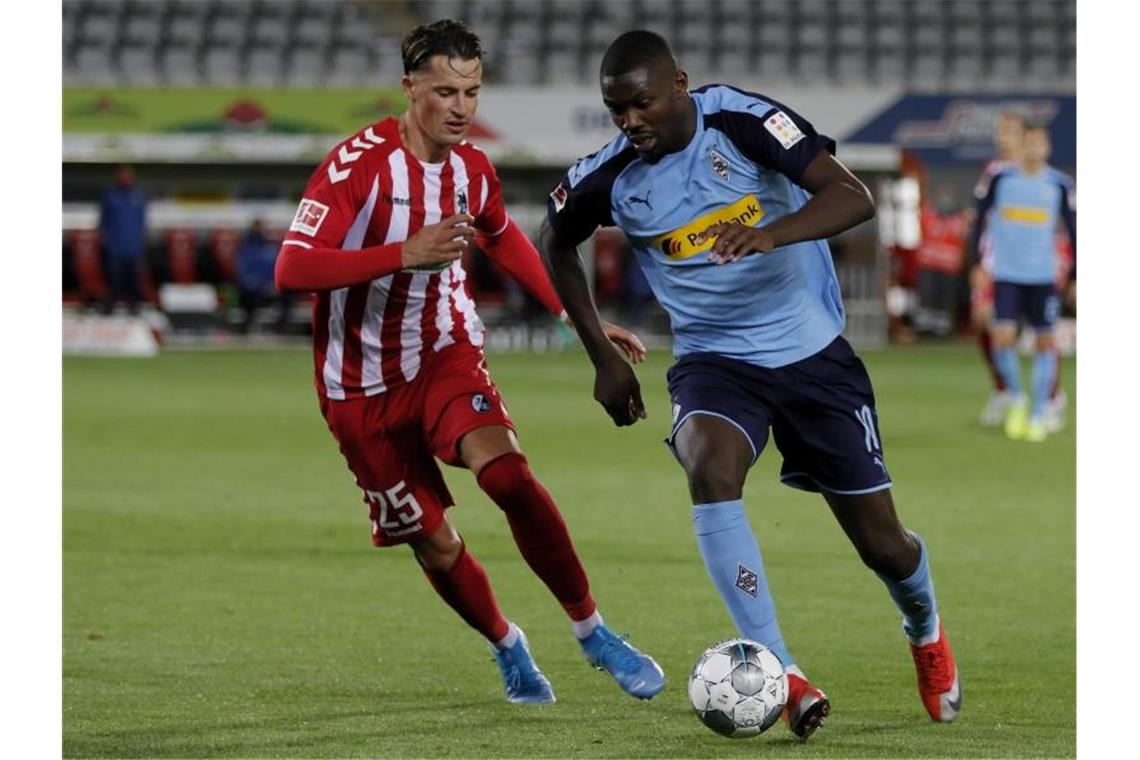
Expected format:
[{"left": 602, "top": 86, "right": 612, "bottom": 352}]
[
  {"left": 594, "top": 357, "right": 647, "bottom": 427},
  {"left": 401, "top": 214, "right": 476, "bottom": 269}
]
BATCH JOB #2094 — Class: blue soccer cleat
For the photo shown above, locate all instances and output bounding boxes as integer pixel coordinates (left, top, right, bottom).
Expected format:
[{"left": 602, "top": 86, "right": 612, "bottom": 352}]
[
  {"left": 492, "top": 628, "right": 556, "bottom": 705},
  {"left": 579, "top": 624, "right": 666, "bottom": 700}
]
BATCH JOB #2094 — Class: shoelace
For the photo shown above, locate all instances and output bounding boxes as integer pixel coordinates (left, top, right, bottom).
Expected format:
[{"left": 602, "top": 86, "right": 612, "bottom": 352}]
[{"left": 596, "top": 633, "right": 643, "bottom": 673}]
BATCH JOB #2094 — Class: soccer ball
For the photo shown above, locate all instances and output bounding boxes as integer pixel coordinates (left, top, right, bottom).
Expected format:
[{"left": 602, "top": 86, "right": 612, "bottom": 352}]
[{"left": 688, "top": 638, "right": 788, "bottom": 738}]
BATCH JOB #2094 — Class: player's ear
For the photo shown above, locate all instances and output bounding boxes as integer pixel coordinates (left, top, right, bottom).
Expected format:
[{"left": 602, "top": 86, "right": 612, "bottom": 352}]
[
  {"left": 674, "top": 69, "right": 689, "bottom": 96},
  {"left": 401, "top": 74, "right": 416, "bottom": 102}
]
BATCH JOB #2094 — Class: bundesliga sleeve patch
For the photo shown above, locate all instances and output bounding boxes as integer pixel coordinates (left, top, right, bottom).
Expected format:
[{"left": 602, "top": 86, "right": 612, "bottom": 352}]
[
  {"left": 764, "top": 111, "right": 806, "bottom": 150},
  {"left": 550, "top": 183, "right": 568, "bottom": 213},
  {"left": 290, "top": 198, "right": 330, "bottom": 237}
]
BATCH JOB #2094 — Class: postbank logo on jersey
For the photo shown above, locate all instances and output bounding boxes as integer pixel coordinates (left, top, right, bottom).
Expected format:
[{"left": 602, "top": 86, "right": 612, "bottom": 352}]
[
  {"left": 1000, "top": 205, "right": 1049, "bottom": 225},
  {"left": 654, "top": 194, "right": 765, "bottom": 260}
]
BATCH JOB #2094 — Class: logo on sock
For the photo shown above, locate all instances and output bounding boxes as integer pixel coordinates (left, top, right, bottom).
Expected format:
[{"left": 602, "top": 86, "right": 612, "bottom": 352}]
[
  {"left": 735, "top": 564, "right": 759, "bottom": 597},
  {"left": 471, "top": 394, "right": 492, "bottom": 413}
]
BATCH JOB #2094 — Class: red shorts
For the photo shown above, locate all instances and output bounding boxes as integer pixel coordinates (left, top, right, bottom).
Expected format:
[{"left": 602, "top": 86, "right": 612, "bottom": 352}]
[{"left": 319, "top": 343, "right": 515, "bottom": 547}]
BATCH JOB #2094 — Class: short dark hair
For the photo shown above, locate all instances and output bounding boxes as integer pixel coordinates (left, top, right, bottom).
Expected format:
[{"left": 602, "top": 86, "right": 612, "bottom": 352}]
[
  {"left": 401, "top": 19, "right": 483, "bottom": 74},
  {"left": 600, "top": 30, "right": 676, "bottom": 78}
]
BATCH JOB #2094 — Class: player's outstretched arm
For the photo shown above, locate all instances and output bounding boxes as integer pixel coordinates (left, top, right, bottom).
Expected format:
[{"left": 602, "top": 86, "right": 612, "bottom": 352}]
[
  {"left": 539, "top": 218, "right": 646, "bottom": 426},
  {"left": 275, "top": 214, "right": 474, "bottom": 292},
  {"left": 700, "top": 151, "right": 875, "bottom": 264}
]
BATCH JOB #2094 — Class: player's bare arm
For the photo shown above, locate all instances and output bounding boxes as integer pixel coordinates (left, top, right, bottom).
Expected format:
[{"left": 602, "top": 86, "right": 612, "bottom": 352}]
[
  {"left": 699, "top": 151, "right": 876, "bottom": 264},
  {"left": 275, "top": 214, "right": 473, "bottom": 292},
  {"left": 539, "top": 218, "right": 646, "bottom": 427}
]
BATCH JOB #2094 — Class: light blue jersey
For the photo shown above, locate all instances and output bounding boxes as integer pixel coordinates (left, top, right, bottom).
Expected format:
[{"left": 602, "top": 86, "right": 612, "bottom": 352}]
[
  {"left": 546, "top": 85, "right": 844, "bottom": 368},
  {"left": 972, "top": 164, "right": 1077, "bottom": 285}
]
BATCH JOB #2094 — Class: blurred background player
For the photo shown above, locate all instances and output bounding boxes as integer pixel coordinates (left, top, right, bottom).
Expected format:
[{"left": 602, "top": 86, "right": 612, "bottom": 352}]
[
  {"left": 540, "top": 30, "right": 959, "bottom": 739},
  {"left": 274, "top": 19, "right": 663, "bottom": 706},
  {"left": 970, "top": 123, "right": 1076, "bottom": 442},
  {"left": 973, "top": 112, "right": 1067, "bottom": 428},
  {"left": 98, "top": 163, "right": 147, "bottom": 315}
]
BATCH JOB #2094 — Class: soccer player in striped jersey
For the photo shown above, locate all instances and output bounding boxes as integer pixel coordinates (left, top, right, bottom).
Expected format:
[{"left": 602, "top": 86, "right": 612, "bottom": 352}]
[
  {"left": 540, "top": 30, "right": 960, "bottom": 738},
  {"left": 275, "top": 20, "right": 664, "bottom": 705}
]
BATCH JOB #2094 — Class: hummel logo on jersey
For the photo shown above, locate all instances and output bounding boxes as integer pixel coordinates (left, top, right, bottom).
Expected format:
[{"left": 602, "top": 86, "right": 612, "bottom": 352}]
[
  {"left": 628, "top": 189, "right": 653, "bottom": 210},
  {"left": 290, "top": 199, "right": 330, "bottom": 236},
  {"left": 710, "top": 149, "right": 730, "bottom": 182},
  {"left": 736, "top": 564, "right": 759, "bottom": 597},
  {"left": 384, "top": 194, "right": 412, "bottom": 207}
]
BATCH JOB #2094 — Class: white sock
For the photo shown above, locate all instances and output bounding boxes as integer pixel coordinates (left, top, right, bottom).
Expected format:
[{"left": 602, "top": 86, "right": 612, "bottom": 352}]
[
  {"left": 571, "top": 611, "right": 604, "bottom": 639},
  {"left": 493, "top": 621, "right": 520, "bottom": 650}
]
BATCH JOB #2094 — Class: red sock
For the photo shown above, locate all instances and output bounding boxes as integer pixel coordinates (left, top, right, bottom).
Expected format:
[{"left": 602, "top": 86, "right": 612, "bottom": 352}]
[
  {"left": 1051, "top": 350, "right": 1063, "bottom": 399},
  {"left": 979, "top": 329, "right": 1006, "bottom": 392},
  {"left": 423, "top": 542, "right": 510, "bottom": 643},
  {"left": 477, "top": 452, "right": 597, "bottom": 621}
]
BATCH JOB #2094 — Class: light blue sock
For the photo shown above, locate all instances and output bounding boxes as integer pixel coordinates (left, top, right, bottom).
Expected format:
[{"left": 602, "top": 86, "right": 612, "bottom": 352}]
[
  {"left": 876, "top": 531, "right": 939, "bottom": 643},
  {"left": 1030, "top": 350, "right": 1056, "bottom": 419},
  {"left": 993, "top": 345, "right": 1022, "bottom": 395},
  {"left": 692, "top": 500, "right": 793, "bottom": 668}
]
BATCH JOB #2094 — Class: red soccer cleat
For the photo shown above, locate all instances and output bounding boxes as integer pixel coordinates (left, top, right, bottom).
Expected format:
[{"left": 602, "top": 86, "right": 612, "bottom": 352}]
[
  {"left": 909, "top": 621, "right": 961, "bottom": 722},
  {"left": 783, "top": 672, "right": 831, "bottom": 740}
]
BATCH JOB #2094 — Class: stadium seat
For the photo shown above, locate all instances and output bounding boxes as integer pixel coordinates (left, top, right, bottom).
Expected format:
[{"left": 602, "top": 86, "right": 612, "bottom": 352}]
[{"left": 61, "top": 0, "right": 1075, "bottom": 90}]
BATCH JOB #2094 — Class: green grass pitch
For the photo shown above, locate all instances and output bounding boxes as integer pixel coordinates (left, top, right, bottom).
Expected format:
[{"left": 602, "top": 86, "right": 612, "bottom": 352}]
[{"left": 63, "top": 345, "right": 1075, "bottom": 758}]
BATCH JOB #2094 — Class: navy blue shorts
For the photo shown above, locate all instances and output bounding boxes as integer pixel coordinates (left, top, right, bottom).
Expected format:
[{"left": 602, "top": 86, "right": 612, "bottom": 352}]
[
  {"left": 665, "top": 336, "right": 892, "bottom": 495},
  {"left": 993, "top": 281, "right": 1059, "bottom": 331}
]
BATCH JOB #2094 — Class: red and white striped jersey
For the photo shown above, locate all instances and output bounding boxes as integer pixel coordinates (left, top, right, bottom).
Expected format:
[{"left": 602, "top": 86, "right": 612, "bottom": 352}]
[{"left": 283, "top": 118, "right": 509, "bottom": 400}]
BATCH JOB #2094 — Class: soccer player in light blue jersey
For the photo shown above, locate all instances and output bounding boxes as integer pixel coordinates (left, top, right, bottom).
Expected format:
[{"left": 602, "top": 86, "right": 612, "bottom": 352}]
[
  {"left": 970, "top": 123, "right": 1076, "bottom": 442},
  {"left": 538, "top": 31, "right": 961, "bottom": 738}
]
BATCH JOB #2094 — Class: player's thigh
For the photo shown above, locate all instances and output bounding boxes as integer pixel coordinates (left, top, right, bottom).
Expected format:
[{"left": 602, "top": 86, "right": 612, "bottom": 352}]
[
  {"left": 672, "top": 414, "right": 756, "bottom": 502},
  {"left": 1025, "top": 284, "right": 1060, "bottom": 337},
  {"left": 990, "top": 281, "right": 1021, "bottom": 343},
  {"left": 666, "top": 353, "right": 771, "bottom": 500},
  {"left": 321, "top": 395, "right": 454, "bottom": 547},
  {"left": 422, "top": 343, "right": 517, "bottom": 468},
  {"left": 769, "top": 337, "right": 893, "bottom": 496}
]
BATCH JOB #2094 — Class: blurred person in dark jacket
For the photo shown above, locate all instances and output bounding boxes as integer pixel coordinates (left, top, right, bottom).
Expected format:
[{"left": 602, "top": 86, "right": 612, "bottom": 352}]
[
  {"left": 237, "top": 219, "right": 289, "bottom": 333},
  {"left": 99, "top": 164, "right": 148, "bottom": 315}
]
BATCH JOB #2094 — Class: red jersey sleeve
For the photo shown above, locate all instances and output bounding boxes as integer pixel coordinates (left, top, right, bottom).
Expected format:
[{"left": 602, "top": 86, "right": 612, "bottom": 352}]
[
  {"left": 473, "top": 160, "right": 509, "bottom": 237},
  {"left": 275, "top": 134, "right": 404, "bottom": 292},
  {"left": 283, "top": 146, "right": 377, "bottom": 249}
]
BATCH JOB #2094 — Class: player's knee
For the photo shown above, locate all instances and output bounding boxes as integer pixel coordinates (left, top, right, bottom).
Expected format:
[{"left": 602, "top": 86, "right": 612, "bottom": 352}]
[
  {"left": 412, "top": 524, "right": 464, "bottom": 572},
  {"left": 855, "top": 529, "right": 917, "bottom": 579},
  {"left": 991, "top": 327, "right": 1016, "bottom": 348},
  {"left": 1035, "top": 332, "right": 1056, "bottom": 352},
  {"left": 684, "top": 461, "right": 744, "bottom": 503}
]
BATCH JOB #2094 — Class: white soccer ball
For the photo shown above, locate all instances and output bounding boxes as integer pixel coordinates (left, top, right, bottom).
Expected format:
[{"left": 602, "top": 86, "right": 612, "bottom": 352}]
[{"left": 688, "top": 638, "right": 788, "bottom": 738}]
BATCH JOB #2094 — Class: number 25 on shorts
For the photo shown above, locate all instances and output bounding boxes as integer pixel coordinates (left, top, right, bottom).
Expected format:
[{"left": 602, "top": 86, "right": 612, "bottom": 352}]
[{"left": 365, "top": 481, "right": 424, "bottom": 538}]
